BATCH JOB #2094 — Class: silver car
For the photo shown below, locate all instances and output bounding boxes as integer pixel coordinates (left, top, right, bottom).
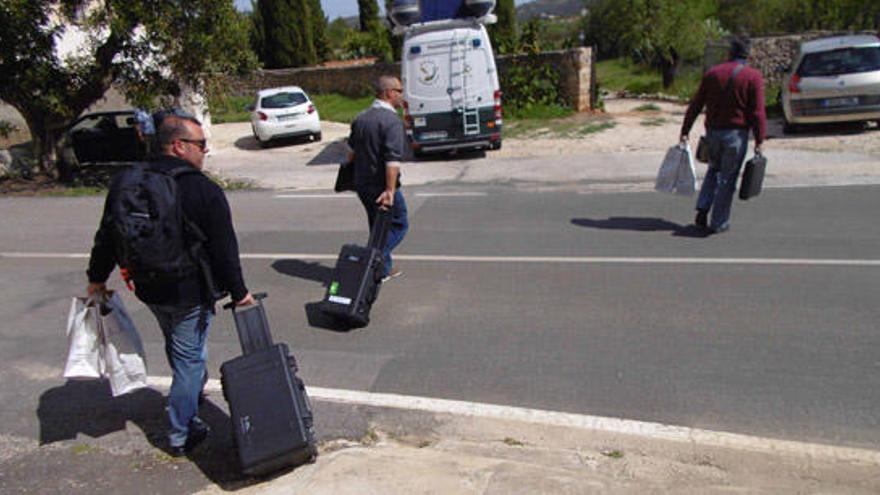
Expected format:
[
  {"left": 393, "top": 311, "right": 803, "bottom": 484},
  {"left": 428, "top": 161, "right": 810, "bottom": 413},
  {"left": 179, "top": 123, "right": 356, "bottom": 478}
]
[{"left": 781, "top": 35, "right": 880, "bottom": 133}]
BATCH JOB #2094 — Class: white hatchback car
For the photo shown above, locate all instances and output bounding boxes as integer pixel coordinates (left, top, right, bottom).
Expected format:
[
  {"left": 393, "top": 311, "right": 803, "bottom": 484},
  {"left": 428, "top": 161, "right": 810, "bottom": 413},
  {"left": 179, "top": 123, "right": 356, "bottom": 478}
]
[
  {"left": 249, "top": 86, "right": 321, "bottom": 147},
  {"left": 782, "top": 35, "right": 880, "bottom": 133}
]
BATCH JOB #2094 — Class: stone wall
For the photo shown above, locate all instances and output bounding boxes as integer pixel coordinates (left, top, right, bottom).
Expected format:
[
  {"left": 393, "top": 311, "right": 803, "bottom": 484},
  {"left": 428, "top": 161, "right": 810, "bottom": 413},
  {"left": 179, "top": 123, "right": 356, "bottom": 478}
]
[
  {"left": 219, "top": 47, "right": 597, "bottom": 112},
  {"left": 704, "top": 31, "right": 878, "bottom": 93}
]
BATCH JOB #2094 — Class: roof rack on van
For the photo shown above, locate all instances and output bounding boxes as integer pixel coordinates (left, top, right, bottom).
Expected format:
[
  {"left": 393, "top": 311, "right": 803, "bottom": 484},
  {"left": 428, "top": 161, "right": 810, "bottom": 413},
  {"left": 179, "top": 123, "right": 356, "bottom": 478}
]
[{"left": 392, "top": 15, "right": 497, "bottom": 36}]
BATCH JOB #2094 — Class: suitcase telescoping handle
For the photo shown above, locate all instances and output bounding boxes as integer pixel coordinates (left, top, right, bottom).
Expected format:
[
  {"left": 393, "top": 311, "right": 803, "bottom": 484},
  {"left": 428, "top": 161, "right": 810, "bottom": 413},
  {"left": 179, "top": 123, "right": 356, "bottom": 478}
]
[
  {"left": 222, "top": 292, "right": 268, "bottom": 310},
  {"left": 368, "top": 208, "right": 391, "bottom": 250}
]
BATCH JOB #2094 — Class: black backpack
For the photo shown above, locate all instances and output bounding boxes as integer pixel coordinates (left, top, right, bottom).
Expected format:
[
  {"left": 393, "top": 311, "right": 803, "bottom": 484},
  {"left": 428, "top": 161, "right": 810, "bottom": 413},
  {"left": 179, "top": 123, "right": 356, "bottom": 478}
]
[{"left": 109, "top": 164, "right": 222, "bottom": 300}]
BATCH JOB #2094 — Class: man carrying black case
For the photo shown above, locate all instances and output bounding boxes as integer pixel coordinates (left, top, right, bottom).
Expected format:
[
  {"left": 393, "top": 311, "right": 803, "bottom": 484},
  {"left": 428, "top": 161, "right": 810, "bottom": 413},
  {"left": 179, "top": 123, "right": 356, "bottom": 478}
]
[
  {"left": 321, "top": 209, "right": 391, "bottom": 327},
  {"left": 220, "top": 293, "right": 317, "bottom": 476}
]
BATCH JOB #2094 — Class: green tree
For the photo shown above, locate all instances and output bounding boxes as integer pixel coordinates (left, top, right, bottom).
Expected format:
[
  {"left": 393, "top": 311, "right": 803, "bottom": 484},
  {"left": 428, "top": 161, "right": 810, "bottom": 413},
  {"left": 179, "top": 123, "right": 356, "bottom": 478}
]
[
  {"left": 254, "top": 0, "right": 317, "bottom": 68},
  {"left": 489, "top": 0, "right": 517, "bottom": 54},
  {"left": 358, "top": 0, "right": 382, "bottom": 33},
  {"left": 385, "top": 0, "right": 402, "bottom": 60},
  {"left": 586, "top": 0, "right": 717, "bottom": 88},
  {"left": 308, "top": 0, "right": 329, "bottom": 61},
  {"left": 326, "top": 17, "right": 355, "bottom": 57},
  {"left": 715, "top": 0, "right": 879, "bottom": 35},
  {"left": 0, "top": 0, "right": 255, "bottom": 178}
]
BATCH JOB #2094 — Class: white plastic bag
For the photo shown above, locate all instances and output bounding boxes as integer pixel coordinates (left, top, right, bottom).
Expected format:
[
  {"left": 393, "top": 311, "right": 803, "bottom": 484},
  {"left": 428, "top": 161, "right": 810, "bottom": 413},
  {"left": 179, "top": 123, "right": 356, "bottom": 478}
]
[
  {"left": 655, "top": 143, "right": 697, "bottom": 196},
  {"left": 656, "top": 145, "right": 686, "bottom": 193},
  {"left": 63, "top": 297, "right": 103, "bottom": 378},
  {"left": 99, "top": 293, "right": 148, "bottom": 397},
  {"left": 674, "top": 144, "right": 697, "bottom": 196},
  {"left": 63, "top": 293, "right": 148, "bottom": 396}
]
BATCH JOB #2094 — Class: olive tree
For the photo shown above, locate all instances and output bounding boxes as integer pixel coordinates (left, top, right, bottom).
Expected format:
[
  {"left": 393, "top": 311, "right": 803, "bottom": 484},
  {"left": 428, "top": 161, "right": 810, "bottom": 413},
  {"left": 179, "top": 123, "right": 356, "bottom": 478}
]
[{"left": 0, "top": 0, "right": 255, "bottom": 179}]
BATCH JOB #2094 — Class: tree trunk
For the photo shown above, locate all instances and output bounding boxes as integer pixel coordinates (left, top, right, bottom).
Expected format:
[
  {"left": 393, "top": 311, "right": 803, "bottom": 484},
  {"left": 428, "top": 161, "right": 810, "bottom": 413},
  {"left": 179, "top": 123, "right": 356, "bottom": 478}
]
[
  {"left": 24, "top": 112, "right": 70, "bottom": 182},
  {"left": 661, "top": 52, "right": 682, "bottom": 89}
]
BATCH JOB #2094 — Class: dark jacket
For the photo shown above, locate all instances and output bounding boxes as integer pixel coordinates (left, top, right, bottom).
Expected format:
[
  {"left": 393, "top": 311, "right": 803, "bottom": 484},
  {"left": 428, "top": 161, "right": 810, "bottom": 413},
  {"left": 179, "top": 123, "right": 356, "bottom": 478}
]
[
  {"left": 348, "top": 103, "right": 406, "bottom": 189},
  {"left": 87, "top": 156, "right": 248, "bottom": 305},
  {"left": 681, "top": 60, "right": 767, "bottom": 145}
]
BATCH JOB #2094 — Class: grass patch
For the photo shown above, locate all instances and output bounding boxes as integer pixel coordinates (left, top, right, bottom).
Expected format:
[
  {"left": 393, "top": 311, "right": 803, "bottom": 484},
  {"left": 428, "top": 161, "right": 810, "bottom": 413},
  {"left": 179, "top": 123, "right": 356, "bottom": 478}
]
[
  {"left": 635, "top": 103, "right": 661, "bottom": 112},
  {"left": 71, "top": 444, "right": 99, "bottom": 455},
  {"left": 506, "top": 103, "right": 574, "bottom": 120},
  {"left": 576, "top": 121, "right": 616, "bottom": 136},
  {"left": 597, "top": 58, "right": 702, "bottom": 101},
  {"left": 310, "top": 93, "right": 374, "bottom": 124},
  {"left": 209, "top": 94, "right": 252, "bottom": 124},
  {"left": 601, "top": 449, "right": 624, "bottom": 459},
  {"left": 505, "top": 116, "right": 615, "bottom": 139},
  {"left": 42, "top": 186, "right": 106, "bottom": 197},
  {"left": 640, "top": 117, "right": 668, "bottom": 127},
  {"left": 209, "top": 92, "right": 373, "bottom": 125},
  {"left": 502, "top": 437, "right": 525, "bottom": 447}
]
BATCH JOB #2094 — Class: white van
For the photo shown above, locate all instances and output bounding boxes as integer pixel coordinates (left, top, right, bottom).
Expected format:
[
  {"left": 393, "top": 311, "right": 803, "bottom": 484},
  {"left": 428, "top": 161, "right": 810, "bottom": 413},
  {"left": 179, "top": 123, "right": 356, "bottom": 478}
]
[{"left": 401, "top": 20, "right": 502, "bottom": 155}]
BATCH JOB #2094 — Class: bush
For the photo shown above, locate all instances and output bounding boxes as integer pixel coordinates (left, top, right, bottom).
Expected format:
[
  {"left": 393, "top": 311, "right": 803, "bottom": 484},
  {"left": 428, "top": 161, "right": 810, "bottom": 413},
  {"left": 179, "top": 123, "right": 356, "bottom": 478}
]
[
  {"left": 502, "top": 60, "right": 566, "bottom": 115},
  {"left": 341, "top": 30, "right": 392, "bottom": 63}
]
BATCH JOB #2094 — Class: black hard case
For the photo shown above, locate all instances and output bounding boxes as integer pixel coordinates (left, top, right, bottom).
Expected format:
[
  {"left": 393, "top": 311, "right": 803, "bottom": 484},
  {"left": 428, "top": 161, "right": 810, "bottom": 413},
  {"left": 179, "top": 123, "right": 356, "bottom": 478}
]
[
  {"left": 219, "top": 295, "right": 317, "bottom": 476},
  {"left": 739, "top": 154, "right": 766, "bottom": 200},
  {"left": 321, "top": 210, "right": 391, "bottom": 326}
]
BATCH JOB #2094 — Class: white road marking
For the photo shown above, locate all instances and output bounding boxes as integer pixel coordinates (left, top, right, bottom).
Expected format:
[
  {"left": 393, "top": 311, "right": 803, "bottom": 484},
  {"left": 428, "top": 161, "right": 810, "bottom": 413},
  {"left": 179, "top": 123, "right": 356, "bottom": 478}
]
[
  {"left": 414, "top": 192, "right": 488, "bottom": 197},
  {"left": 2, "top": 252, "right": 880, "bottom": 266},
  {"left": 147, "top": 376, "right": 880, "bottom": 464},
  {"left": 273, "top": 192, "right": 487, "bottom": 198},
  {"left": 274, "top": 194, "right": 354, "bottom": 199}
]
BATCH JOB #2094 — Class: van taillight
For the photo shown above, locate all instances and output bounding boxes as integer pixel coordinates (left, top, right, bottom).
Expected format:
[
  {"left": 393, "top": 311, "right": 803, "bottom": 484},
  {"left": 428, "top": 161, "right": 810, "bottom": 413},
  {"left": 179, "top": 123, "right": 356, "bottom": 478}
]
[
  {"left": 258, "top": 111, "right": 268, "bottom": 121},
  {"left": 493, "top": 90, "right": 503, "bottom": 121},
  {"left": 307, "top": 104, "right": 315, "bottom": 114},
  {"left": 788, "top": 74, "right": 801, "bottom": 94},
  {"left": 402, "top": 101, "right": 413, "bottom": 128}
]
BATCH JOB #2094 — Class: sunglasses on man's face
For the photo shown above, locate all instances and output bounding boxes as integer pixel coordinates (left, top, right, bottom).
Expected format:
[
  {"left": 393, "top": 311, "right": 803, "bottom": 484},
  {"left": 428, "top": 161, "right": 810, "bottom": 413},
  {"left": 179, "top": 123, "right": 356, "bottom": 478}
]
[{"left": 178, "top": 138, "right": 207, "bottom": 151}]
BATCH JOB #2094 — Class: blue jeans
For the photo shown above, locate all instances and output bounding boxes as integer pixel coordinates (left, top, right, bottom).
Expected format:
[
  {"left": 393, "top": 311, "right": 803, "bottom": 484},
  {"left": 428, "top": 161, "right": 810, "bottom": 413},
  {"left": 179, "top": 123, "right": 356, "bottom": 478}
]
[
  {"left": 147, "top": 303, "right": 213, "bottom": 447},
  {"left": 357, "top": 187, "right": 409, "bottom": 277},
  {"left": 696, "top": 128, "right": 750, "bottom": 231}
]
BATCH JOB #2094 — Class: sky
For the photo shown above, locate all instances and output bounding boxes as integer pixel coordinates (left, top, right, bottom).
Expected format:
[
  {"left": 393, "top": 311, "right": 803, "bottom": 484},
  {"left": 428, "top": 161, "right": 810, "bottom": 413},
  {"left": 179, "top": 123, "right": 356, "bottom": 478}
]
[{"left": 234, "top": 0, "right": 534, "bottom": 20}]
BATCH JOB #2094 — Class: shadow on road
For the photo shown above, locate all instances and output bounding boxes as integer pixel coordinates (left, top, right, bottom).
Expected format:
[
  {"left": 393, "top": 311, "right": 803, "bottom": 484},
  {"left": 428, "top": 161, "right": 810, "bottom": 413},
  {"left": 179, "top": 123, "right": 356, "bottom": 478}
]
[
  {"left": 571, "top": 217, "right": 710, "bottom": 238},
  {"left": 272, "top": 259, "right": 334, "bottom": 286},
  {"left": 765, "top": 118, "right": 876, "bottom": 140},
  {"left": 271, "top": 259, "right": 361, "bottom": 332},
  {"left": 36, "top": 379, "right": 284, "bottom": 488},
  {"left": 414, "top": 148, "right": 487, "bottom": 162},
  {"left": 306, "top": 139, "right": 351, "bottom": 166},
  {"left": 233, "top": 134, "right": 317, "bottom": 151}
]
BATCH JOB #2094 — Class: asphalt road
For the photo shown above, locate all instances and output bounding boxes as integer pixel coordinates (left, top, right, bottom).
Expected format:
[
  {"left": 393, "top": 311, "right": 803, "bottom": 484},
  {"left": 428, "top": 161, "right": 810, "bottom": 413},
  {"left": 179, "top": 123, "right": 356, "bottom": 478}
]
[{"left": 1, "top": 183, "right": 879, "bottom": 466}]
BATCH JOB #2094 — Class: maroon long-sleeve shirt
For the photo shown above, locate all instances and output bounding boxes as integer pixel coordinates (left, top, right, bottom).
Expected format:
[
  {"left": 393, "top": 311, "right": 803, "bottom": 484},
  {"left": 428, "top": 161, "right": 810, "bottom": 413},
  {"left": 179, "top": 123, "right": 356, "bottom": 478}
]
[{"left": 680, "top": 60, "right": 767, "bottom": 145}]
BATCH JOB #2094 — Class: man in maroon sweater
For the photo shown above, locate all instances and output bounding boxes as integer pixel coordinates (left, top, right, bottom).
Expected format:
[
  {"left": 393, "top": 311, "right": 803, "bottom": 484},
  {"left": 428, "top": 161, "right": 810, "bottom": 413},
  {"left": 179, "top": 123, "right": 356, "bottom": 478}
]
[{"left": 680, "top": 36, "right": 766, "bottom": 234}]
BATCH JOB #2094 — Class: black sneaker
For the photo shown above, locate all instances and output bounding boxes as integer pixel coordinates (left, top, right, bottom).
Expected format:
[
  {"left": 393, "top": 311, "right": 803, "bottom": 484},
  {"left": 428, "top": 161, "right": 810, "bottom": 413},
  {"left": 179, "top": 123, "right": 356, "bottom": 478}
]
[
  {"left": 694, "top": 209, "right": 708, "bottom": 228},
  {"left": 169, "top": 422, "right": 211, "bottom": 457}
]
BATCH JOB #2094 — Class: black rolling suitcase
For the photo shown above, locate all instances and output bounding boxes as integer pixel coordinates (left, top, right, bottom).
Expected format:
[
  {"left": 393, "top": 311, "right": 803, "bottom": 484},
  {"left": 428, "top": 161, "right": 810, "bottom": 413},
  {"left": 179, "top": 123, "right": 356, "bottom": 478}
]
[
  {"left": 739, "top": 153, "right": 766, "bottom": 200},
  {"left": 220, "top": 293, "right": 317, "bottom": 476},
  {"left": 321, "top": 209, "right": 391, "bottom": 327}
]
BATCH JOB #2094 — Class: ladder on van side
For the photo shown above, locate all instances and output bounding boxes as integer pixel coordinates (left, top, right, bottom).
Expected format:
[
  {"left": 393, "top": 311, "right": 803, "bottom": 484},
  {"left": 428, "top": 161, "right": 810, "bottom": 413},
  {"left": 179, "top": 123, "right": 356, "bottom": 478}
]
[{"left": 450, "top": 30, "right": 481, "bottom": 136}]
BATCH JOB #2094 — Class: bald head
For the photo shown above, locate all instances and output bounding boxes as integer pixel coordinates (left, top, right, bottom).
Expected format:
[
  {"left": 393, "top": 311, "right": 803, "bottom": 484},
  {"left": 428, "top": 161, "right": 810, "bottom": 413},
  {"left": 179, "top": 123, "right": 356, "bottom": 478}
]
[
  {"left": 157, "top": 115, "right": 207, "bottom": 169},
  {"left": 374, "top": 75, "right": 404, "bottom": 109}
]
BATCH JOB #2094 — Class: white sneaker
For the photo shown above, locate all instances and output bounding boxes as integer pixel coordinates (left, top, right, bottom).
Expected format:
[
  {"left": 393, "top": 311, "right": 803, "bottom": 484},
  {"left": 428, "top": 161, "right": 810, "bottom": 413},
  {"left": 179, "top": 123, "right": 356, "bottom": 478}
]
[{"left": 381, "top": 268, "right": 403, "bottom": 283}]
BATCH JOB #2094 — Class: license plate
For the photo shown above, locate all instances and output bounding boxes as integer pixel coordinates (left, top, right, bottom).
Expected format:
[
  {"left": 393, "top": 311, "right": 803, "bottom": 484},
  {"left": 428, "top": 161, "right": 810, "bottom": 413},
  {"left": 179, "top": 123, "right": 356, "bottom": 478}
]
[
  {"left": 420, "top": 130, "right": 447, "bottom": 140},
  {"left": 278, "top": 113, "right": 302, "bottom": 121},
  {"left": 823, "top": 97, "right": 858, "bottom": 108},
  {"left": 413, "top": 117, "right": 427, "bottom": 127}
]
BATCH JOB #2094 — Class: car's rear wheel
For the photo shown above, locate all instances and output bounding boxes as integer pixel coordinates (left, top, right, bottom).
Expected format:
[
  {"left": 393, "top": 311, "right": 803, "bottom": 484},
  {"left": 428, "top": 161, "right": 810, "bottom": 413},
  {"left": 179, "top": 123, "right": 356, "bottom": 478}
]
[
  {"left": 312, "top": 132, "right": 322, "bottom": 142},
  {"left": 252, "top": 126, "right": 269, "bottom": 148}
]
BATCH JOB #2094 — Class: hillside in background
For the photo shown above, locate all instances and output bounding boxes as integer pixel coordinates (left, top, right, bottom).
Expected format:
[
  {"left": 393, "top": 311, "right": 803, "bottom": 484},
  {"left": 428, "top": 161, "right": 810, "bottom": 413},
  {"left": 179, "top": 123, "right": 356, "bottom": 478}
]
[
  {"left": 517, "top": 0, "right": 589, "bottom": 21},
  {"left": 338, "top": 0, "right": 590, "bottom": 27}
]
